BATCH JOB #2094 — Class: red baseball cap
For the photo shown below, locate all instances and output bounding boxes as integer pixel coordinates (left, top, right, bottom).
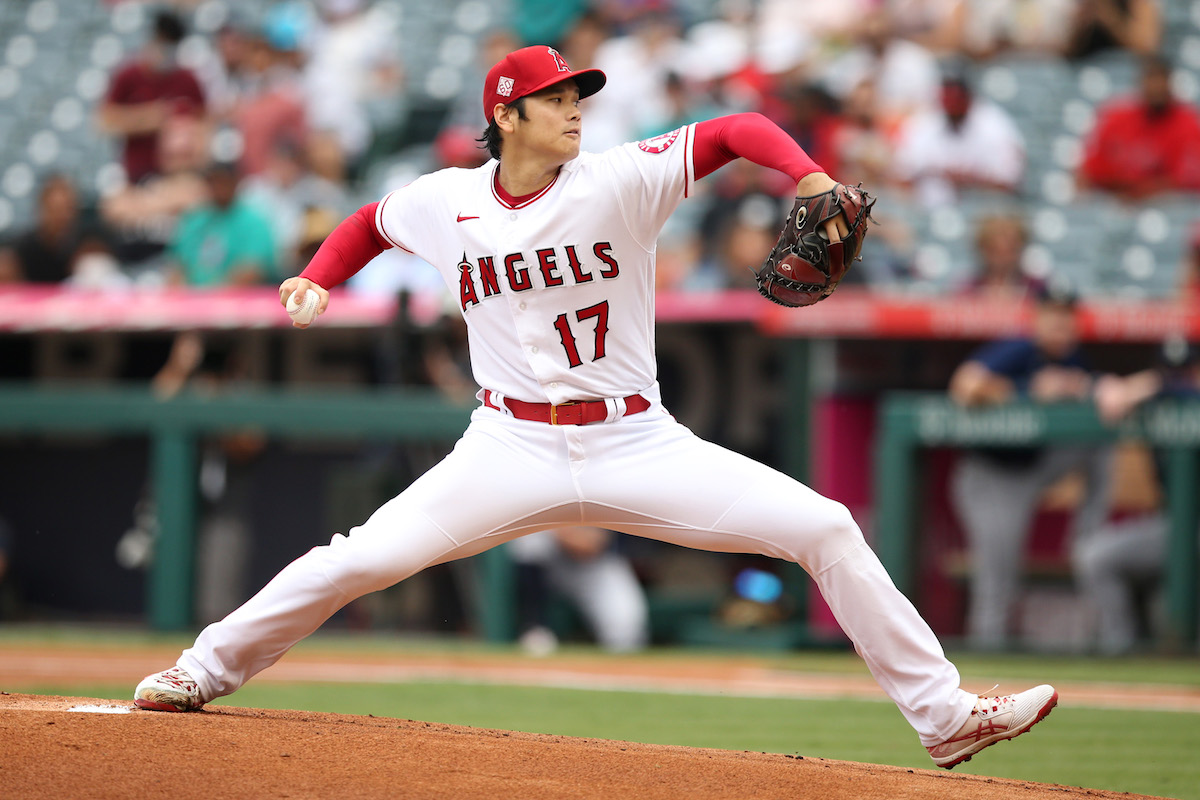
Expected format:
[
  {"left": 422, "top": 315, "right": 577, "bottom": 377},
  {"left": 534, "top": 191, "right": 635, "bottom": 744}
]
[{"left": 483, "top": 45, "right": 606, "bottom": 124}]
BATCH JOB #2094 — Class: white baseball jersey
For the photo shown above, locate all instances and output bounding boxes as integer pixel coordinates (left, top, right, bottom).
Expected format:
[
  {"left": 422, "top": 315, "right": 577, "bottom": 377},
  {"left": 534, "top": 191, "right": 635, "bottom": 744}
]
[{"left": 374, "top": 125, "right": 697, "bottom": 406}]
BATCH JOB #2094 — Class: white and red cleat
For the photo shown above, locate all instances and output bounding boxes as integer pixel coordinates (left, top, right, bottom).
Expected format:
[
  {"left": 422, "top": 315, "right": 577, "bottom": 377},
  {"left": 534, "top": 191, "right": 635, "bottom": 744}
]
[
  {"left": 927, "top": 684, "right": 1058, "bottom": 769},
  {"left": 134, "top": 666, "right": 206, "bottom": 712}
]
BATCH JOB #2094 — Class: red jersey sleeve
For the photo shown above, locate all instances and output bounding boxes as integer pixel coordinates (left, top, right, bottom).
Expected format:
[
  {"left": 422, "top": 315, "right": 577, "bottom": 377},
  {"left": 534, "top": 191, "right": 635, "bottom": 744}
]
[
  {"left": 298, "top": 202, "right": 392, "bottom": 289},
  {"left": 692, "top": 113, "right": 824, "bottom": 182}
]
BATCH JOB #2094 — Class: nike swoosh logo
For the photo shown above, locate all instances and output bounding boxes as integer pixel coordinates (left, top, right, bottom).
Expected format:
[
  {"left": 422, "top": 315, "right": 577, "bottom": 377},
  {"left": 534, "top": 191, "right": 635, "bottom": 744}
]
[{"left": 456, "top": 214, "right": 480, "bottom": 222}]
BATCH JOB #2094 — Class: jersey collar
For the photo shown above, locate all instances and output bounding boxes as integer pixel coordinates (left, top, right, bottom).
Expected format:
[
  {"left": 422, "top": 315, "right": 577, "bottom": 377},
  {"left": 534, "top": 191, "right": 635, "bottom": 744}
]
[{"left": 490, "top": 164, "right": 561, "bottom": 210}]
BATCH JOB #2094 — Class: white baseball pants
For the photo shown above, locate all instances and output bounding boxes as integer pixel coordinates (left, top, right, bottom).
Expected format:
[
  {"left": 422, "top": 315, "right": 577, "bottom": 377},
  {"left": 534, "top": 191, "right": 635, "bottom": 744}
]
[{"left": 179, "top": 402, "right": 975, "bottom": 745}]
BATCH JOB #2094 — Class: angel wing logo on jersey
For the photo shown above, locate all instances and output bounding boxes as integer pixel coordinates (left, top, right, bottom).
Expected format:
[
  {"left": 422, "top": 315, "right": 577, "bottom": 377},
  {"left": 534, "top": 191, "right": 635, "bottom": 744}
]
[
  {"left": 496, "top": 76, "right": 514, "bottom": 97},
  {"left": 548, "top": 47, "right": 571, "bottom": 72},
  {"left": 637, "top": 128, "right": 681, "bottom": 154}
]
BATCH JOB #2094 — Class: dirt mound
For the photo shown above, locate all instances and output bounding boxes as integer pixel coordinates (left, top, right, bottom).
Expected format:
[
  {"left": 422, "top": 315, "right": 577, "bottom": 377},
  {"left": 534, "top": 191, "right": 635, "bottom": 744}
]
[{"left": 0, "top": 693, "right": 1159, "bottom": 800}]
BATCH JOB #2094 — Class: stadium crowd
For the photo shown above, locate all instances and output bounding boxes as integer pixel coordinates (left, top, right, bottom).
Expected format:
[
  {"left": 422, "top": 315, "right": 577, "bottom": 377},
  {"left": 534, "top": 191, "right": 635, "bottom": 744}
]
[{"left": 1, "top": 0, "right": 1198, "bottom": 300}]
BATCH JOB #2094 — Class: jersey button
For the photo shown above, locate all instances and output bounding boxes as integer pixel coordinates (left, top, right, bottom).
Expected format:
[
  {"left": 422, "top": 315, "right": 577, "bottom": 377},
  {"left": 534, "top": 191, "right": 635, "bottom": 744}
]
[
  {"left": 519, "top": 302, "right": 527, "bottom": 310},
  {"left": 550, "top": 382, "right": 558, "bottom": 389},
  {"left": 531, "top": 346, "right": 539, "bottom": 354},
  {"left": 509, "top": 213, "right": 517, "bottom": 221}
]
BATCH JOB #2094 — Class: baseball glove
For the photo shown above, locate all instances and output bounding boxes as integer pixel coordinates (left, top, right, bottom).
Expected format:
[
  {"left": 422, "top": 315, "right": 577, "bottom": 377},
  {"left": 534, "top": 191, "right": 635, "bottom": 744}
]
[{"left": 753, "top": 183, "right": 876, "bottom": 308}]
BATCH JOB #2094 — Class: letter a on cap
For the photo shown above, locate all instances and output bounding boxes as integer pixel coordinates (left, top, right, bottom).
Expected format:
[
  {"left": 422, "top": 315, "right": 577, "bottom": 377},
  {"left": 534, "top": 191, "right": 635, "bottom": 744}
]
[{"left": 549, "top": 47, "right": 570, "bottom": 72}]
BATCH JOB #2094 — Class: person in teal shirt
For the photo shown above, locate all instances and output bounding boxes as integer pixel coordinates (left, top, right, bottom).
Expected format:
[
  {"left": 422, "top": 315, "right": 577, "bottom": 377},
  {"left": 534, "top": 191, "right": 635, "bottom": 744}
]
[{"left": 168, "top": 162, "right": 276, "bottom": 287}]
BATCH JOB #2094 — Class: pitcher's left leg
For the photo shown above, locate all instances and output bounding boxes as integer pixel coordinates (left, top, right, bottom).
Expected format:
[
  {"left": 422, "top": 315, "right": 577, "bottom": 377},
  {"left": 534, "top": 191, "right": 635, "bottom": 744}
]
[{"left": 579, "top": 416, "right": 975, "bottom": 745}]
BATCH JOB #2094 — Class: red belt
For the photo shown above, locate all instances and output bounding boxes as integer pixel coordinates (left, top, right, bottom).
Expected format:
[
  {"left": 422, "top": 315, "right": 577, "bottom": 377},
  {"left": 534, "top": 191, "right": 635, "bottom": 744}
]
[{"left": 484, "top": 390, "right": 650, "bottom": 425}]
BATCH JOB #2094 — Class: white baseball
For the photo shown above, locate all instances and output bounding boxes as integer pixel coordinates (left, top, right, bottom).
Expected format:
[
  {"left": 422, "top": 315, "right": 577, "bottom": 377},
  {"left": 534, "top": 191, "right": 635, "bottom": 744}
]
[{"left": 286, "top": 288, "right": 321, "bottom": 326}]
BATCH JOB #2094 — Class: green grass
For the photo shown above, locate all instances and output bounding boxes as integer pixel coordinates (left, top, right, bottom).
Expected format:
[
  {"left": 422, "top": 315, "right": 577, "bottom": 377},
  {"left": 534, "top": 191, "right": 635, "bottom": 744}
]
[
  {"left": 20, "top": 679, "right": 1198, "bottom": 800},
  {"left": 4, "top": 627, "right": 1198, "bottom": 799}
]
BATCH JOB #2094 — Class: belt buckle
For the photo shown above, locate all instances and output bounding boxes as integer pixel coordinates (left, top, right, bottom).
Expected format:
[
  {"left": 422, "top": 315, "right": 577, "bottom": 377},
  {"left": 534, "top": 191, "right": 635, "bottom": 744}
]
[{"left": 549, "top": 401, "right": 579, "bottom": 426}]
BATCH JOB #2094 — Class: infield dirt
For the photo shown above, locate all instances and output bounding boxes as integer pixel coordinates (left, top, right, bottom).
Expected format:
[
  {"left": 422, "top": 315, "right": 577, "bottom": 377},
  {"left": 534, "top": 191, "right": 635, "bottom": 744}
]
[{"left": 0, "top": 693, "right": 1167, "bottom": 800}]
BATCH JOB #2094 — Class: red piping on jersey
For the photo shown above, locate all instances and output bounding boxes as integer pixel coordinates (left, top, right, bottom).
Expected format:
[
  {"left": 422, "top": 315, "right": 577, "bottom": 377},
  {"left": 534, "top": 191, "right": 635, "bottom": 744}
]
[
  {"left": 683, "top": 123, "right": 693, "bottom": 198},
  {"left": 491, "top": 165, "right": 560, "bottom": 209},
  {"left": 692, "top": 112, "right": 823, "bottom": 183},
  {"left": 375, "top": 193, "right": 414, "bottom": 253}
]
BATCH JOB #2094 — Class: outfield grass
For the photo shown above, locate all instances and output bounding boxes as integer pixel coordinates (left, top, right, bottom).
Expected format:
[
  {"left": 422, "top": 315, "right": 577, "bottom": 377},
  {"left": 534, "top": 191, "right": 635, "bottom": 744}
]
[
  {"left": 4, "top": 628, "right": 1198, "bottom": 799},
  {"left": 15, "top": 676, "right": 1197, "bottom": 799}
]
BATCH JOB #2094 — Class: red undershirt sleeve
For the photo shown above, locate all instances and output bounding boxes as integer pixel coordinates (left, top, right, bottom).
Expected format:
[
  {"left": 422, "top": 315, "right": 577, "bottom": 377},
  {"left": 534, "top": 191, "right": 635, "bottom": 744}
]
[
  {"left": 692, "top": 112, "right": 824, "bottom": 183},
  {"left": 298, "top": 202, "right": 391, "bottom": 289}
]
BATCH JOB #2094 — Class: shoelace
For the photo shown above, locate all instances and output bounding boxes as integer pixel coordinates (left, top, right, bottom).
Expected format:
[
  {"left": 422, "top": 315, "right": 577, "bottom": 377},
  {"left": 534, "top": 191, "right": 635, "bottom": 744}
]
[
  {"left": 158, "top": 668, "right": 196, "bottom": 692},
  {"left": 976, "top": 693, "right": 1014, "bottom": 716}
]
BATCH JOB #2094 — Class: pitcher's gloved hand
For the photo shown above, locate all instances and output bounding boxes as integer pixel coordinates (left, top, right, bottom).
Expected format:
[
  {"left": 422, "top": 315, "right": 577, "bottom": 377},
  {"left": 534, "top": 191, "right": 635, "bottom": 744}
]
[{"left": 753, "top": 183, "right": 876, "bottom": 307}]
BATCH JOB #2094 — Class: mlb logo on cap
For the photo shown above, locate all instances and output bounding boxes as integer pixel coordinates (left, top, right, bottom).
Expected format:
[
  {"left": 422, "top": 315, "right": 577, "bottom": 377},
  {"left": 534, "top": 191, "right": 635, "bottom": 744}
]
[{"left": 483, "top": 46, "right": 606, "bottom": 123}]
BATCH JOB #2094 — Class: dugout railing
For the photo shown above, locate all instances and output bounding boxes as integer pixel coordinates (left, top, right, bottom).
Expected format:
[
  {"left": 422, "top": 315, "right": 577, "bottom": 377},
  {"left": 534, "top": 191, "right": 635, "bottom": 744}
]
[{"left": 0, "top": 384, "right": 483, "bottom": 633}]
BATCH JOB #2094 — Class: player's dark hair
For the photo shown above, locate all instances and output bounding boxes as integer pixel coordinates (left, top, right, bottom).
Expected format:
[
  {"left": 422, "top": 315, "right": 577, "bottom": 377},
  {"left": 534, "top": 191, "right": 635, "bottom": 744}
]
[
  {"left": 477, "top": 97, "right": 528, "bottom": 161},
  {"left": 153, "top": 10, "right": 187, "bottom": 44}
]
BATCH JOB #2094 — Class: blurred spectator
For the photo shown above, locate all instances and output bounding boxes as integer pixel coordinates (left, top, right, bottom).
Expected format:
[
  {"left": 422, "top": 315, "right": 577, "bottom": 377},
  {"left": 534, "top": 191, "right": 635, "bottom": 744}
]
[
  {"left": 302, "top": 0, "right": 405, "bottom": 167},
  {"left": 637, "top": 72, "right": 725, "bottom": 140},
  {"left": 231, "top": 24, "right": 309, "bottom": 177},
  {"left": 770, "top": 82, "right": 844, "bottom": 181},
  {"left": 557, "top": 9, "right": 608, "bottom": 70},
  {"left": 948, "top": 282, "right": 1113, "bottom": 649},
  {"left": 304, "top": 130, "right": 354, "bottom": 196},
  {"left": 446, "top": 28, "right": 524, "bottom": 130},
  {"left": 554, "top": 8, "right": 609, "bottom": 70},
  {"left": 166, "top": 162, "right": 276, "bottom": 287},
  {"left": 242, "top": 137, "right": 354, "bottom": 275},
  {"left": 683, "top": 190, "right": 780, "bottom": 292},
  {"left": 957, "top": 213, "right": 1043, "bottom": 300},
  {"left": 1083, "top": 337, "right": 1196, "bottom": 653},
  {"left": 100, "top": 111, "right": 211, "bottom": 272},
  {"left": 953, "top": 0, "right": 1076, "bottom": 60},
  {"left": 751, "top": 0, "right": 870, "bottom": 75},
  {"left": 1182, "top": 221, "right": 1200, "bottom": 301},
  {"left": 96, "top": 9, "right": 207, "bottom": 184},
  {"left": 1077, "top": 55, "right": 1200, "bottom": 200},
  {"left": 679, "top": 0, "right": 753, "bottom": 90},
  {"left": 585, "top": 6, "right": 685, "bottom": 152},
  {"left": 294, "top": 206, "right": 342, "bottom": 267},
  {"left": 821, "top": 11, "right": 941, "bottom": 131},
  {"left": 190, "top": 18, "right": 256, "bottom": 121},
  {"left": 509, "top": 526, "right": 650, "bottom": 654},
  {"left": 0, "top": 174, "right": 114, "bottom": 284},
  {"left": 835, "top": 78, "right": 899, "bottom": 187},
  {"left": 513, "top": 0, "right": 590, "bottom": 48},
  {"left": 887, "top": 0, "right": 968, "bottom": 55},
  {"left": 892, "top": 69, "right": 1025, "bottom": 207},
  {"left": 1063, "top": 0, "right": 1162, "bottom": 61}
]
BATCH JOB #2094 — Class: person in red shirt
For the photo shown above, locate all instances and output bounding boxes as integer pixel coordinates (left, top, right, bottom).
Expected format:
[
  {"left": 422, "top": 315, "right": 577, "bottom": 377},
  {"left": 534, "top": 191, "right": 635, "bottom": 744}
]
[
  {"left": 1078, "top": 54, "right": 1200, "bottom": 199},
  {"left": 1182, "top": 220, "right": 1200, "bottom": 301},
  {"left": 96, "top": 10, "right": 207, "bottom": 184}
]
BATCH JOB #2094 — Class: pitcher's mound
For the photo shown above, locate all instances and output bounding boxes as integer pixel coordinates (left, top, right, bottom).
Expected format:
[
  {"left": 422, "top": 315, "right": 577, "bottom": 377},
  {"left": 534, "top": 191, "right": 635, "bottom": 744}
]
[{"left": 0, "top": 694, "right": 1159, "bottom": 799}]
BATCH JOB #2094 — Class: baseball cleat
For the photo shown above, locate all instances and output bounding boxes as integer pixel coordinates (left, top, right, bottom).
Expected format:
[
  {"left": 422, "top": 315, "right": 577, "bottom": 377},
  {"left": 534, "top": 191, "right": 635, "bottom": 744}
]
[
  {"left": 134, "top": 666, "right": 206, "bottom": 712},
  {"left": 926, "top": 684, "right": 1058, "bottom": 769}
]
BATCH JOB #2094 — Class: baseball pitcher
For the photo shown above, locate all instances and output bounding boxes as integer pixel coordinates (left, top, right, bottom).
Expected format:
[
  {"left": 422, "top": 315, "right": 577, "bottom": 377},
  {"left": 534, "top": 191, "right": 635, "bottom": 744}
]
[{"left": 136, "top": 46, "right": 1056, "bottom": 769}]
